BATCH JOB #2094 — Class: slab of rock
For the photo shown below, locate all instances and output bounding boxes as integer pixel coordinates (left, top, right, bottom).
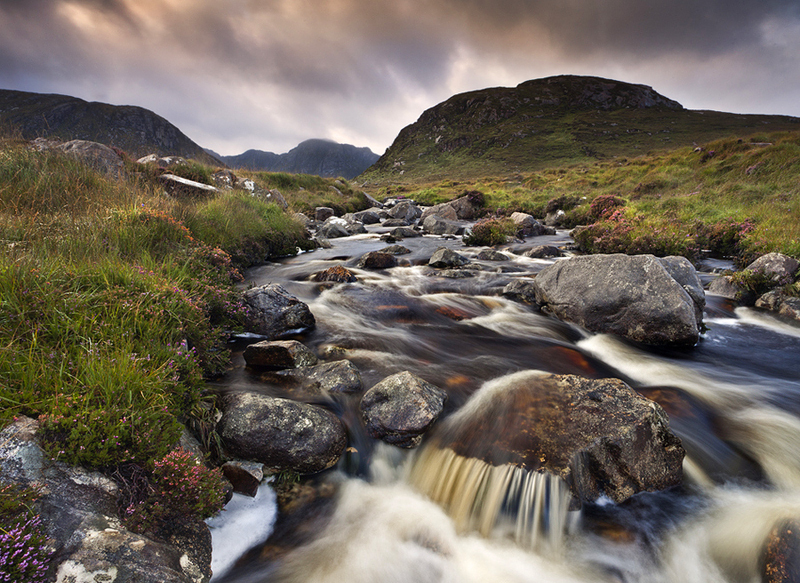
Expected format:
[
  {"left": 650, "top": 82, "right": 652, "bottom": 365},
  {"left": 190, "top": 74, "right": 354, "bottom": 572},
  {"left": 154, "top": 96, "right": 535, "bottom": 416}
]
[
  {"left": 448, "top": 194, "right": 482, "bottom": 220},
  {"left": 382, "top": 218, "right": 410, "bottom": 227},
  {"left": 746, "top": 252, "right": 800, "bottom": 286},
  {"left": 353, "top": 209, "right": 382, "bottom": 224},
  {"left": 278, "top": 360, "right": 364, "bottom": 395},
  {"left": 159, "top": 174, "right": 218, "bottom": 199},
  {"left": 244, "top": 339, "right": 318, "bottom": 369},
  {"left": 533, "top": 254, "right": 703, "bottom": 346},
  {"left": 659, "top": 255, "right": 707, "bottom": 321},
  {"left": 0, "top": 418, "right": 210, "bottom": 583},
  {"left": 312, "top": 265, "right": 358, "bottom": 283},
  {"left": 360, "top": 371, "right": 447, "bottom": 448},
  {"left": 429, "top": 247, "right": 470, "bottom": 268},
  {"left": 242, "top": 283, "right": 316, "bottom": 339},
  {"left": 218, "top": 392, "right": 347, "bottom": 474},
  {"left": 708, "top": 275, "right": 741, "bottom": 299},
  {"left": 357, "top": 251, "right": 398, "bottom": 269},
  {"left": 388, "top": 201, "right": 422, "bottom": 223},
  {"left": 436, "top": 373, "right": 684, "bottom": 506}
]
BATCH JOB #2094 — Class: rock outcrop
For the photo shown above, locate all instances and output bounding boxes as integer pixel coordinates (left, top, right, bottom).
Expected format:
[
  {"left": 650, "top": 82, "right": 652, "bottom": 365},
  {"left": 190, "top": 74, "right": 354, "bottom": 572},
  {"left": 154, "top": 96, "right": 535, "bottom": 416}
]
[
  {"left": 533, "top": 254, "right": 704, "bottom": 346},
  {"left": 218, "top": 392, "right": 347, "bottom": 474}
]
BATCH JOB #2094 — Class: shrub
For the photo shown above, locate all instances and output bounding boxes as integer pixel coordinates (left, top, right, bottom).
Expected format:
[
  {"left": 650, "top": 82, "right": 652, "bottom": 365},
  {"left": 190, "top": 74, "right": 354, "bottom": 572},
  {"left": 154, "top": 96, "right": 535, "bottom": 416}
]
[
  {"left": 463, "top": 217, "right": 516, "bottom": 246},
  {"left": 0, "top": 483, "right": 51, "bottom": 583},
  {"left": 589, "top": 195, "right": 626, "bottom": 219},
  {"left": 124, "top": 448, "right": 227, "bottom": 536},
  {"left": 694, "top": 218, "right": 756, "bottom": 258},
  {"left": 545, "top": 195, "right": 581, "bottom": 214}
]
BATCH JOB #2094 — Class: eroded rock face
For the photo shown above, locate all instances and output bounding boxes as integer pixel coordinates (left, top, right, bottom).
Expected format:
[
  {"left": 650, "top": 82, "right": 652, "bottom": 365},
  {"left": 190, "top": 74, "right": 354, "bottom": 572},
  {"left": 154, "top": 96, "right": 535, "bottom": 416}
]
[
  {"left": 218, "top": 392, "right": 347, "bottom": 474},
  {"left": 360, "top": 371, "right": 448, "bottom": 448},
  {"left": 533, "top": 254, "right": 703, "bottom": 346},
  {"left": 242, "top": 284, "right": 316, "bottom": 339},
  {"left": 435, "top": 373, "right": 684, "bottom": 506}
]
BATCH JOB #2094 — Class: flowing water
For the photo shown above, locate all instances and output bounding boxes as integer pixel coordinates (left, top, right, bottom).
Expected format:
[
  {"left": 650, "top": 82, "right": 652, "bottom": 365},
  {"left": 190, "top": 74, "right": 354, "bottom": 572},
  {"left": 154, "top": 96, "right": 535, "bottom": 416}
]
[{"left": 210, "top": 224, "right": 800, "bottom": 583}]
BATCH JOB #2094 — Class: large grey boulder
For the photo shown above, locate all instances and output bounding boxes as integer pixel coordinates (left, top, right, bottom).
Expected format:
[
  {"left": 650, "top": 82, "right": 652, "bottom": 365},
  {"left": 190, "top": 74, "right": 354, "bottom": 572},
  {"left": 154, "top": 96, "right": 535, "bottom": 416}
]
[
  {"left": 511, "top": 212, "right": 554, "bottom": 237},
  {"left": 434, "top": 373, "right": 684, "bottom": 506},
  {"left": 420, "top": 202, "right": 459, "bottom": 222},
  {"left": 318, "top": 216, "right": 366, "bottom": 238},
  {"left": 242, "top": 283, "right": 315, "bottom": 338},
  {"left": 388, "top": 201, "right": 423, "bottom": 223},
  {"left": 745, "top": 252, "right": 799, "bottom": 286},
  {"left": 533, "top": 254, "right": 704, "bottom": 346},
  {"left": 0, "top": 418, "right": 210, "bottom": 583},
  {"left": 422, "top": 214, "right": 465, "bottom": 236},
  {"left": 55, "top": 139, "right": 125, "bottom": 177},
  {"left": 218, "top": 392, "right": 347, "bottom": 474},
  {"left": 360, "top": 371, "right": 447, "bottom": 448},
  {"left": 658, "top": 255, "right": 707, "bottom": 321}
]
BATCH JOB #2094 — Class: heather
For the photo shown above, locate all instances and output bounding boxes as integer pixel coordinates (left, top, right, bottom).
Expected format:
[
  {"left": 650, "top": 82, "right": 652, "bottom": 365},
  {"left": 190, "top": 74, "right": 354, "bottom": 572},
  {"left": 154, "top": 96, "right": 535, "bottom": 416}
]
[{"left": 0, "top": 483, "right": 51, "bottom": 583}]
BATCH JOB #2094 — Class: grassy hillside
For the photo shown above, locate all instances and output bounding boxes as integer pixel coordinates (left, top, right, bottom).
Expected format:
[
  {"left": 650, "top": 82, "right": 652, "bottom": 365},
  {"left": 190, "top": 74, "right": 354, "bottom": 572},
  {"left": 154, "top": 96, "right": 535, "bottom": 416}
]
[
  {"left": 360, "top": 76, "right": 800, "bottom": 184},
  {"left": 370, "top": 130, "right": 800, "bottom": 264}
]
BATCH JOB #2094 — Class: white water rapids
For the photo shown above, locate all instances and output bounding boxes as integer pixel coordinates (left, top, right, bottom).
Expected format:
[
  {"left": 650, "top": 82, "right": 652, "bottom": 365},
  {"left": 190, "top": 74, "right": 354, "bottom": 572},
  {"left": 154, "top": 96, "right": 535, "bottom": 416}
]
[{"left": 209, "top": 226, "right": 800, "bottom": 583}]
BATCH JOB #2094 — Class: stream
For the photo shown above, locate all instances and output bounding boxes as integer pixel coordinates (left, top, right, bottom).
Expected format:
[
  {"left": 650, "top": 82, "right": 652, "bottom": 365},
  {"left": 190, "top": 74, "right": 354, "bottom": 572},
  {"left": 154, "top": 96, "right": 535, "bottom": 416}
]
[{"left": 209, "top": 222, "right": 800, "bottom": 583}]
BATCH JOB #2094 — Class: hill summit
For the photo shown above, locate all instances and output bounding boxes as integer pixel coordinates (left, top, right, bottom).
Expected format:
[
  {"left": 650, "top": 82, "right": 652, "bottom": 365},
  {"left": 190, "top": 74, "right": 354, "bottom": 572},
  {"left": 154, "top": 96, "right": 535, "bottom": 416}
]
[
  {"left": 360, "top": 75, "right": 799, "bottom": 183},
  {"left": 0, "top": 89, "right": 219, "bottom": 165}
]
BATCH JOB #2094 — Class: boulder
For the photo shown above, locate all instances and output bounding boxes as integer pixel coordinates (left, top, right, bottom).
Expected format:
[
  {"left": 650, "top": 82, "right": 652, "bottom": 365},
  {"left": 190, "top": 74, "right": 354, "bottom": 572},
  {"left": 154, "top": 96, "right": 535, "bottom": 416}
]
[
  {"left": 212, "top": 169, "right": 238, "bottom": 189},
  {"left": 360, "top": 371, "right": 448, "bottom": 448},
  {"left": 708, "top": 275, "right": 741, "bottom": 299},
  {"left": 388, "top": 201, "right": 422, "bottom": 223},
  {"left": 389, "top": 227, "right": 421, "bottom": 239},
  {"left": 0, "top": 418, "right": 210, "bottom": 583},
  {"left": 761, "top": 519, "right": 800, "bottom": 583},
  {"left": 477, "top": 249, "right": 509, "bottom": 261},
  {"left": 420, "top": 202, "right": 459, "bottom": 222},
  {"left": 429, "top": 247, "right": 470, "bottom": 268},
  {"left": 362, "top": 191, "right": 384, "bottom": 208},
  {"left": 241, "top": 283, "right": 316, "bottom": 339},
  {"left": 292, "top": 212, "right": 315, "bottom": 230},
  {"left": 545, "top": 209, "right": 566, "bottom": 226},
  {"left": 422, "top": 215, "right": 466, "bottom": 236},
  {"left": 243, "top": 339, "right": 318, "bottom": 369},
  {"left": 318, "top": 216, "right": 366, "bottom": 238},
  {"left": 435, "top": 373, "right": 684, "bottom": 506},
  {"left": 756, "top": 291, "right": 800, "bottom": 323},
  {"left": 218, "top": 392, "right": 347, "bottom": 474},
  {"left": 353, "top": 209, "right": 382, "bottom": 224},
  {"left": 659, "top": 255, "right": 707, "bottom": 321},
  {"left": 533, "top": 254, "right": 703, "bottom": 346},
  {"left": 511, "top": 212, "right": 554, "bottom": 237},
  {"left": 745, "top": 252, "right": 800, "bottom": 286},
  {"left": 159, "top": 174, "right": 218, "bottom": 199},
  {"left": 315, "top": 207, "right": 335, "bottom": 222},
  {"left": 312, "top": 265, "right": 358, "bottom": 283},
  {"left": 54, "top": 139, "right": 125, "bottom": 177},
  {"left": 276, "top": 360, "right": 364, "bottom": 395},
  {"left": 448, "top": 194, "right": 482, "bottom": 220},
  {"left": 357, "top": 251, "right": 398, "bottom": 269},
  {"left": 382, "top": 218, "right": 410, "bottom": 227},
  {"left": 524, "top": 245, "right": 564, "bottom": 259},
  {"left": 381, "top": 245, "right": 412, "bottom": 255},
  {"left": 502, "top": 280, "right": 540, "bottom": 305}
]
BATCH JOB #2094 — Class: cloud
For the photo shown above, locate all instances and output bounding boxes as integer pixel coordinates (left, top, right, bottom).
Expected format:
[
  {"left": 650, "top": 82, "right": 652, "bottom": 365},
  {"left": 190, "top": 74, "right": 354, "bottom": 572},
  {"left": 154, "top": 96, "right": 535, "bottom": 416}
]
[{"left": 1, "top": 0, "right": 799, "bottom": 154}]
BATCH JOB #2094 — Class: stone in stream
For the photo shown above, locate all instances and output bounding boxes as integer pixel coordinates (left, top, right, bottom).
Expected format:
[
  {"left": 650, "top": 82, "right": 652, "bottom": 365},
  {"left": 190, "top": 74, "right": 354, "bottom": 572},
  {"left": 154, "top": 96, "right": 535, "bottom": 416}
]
[
  {"left": 524, "top": 245, "right": 564, "bottom": 259},
  {"left": 502, "top": 279, "right": 540, "bottom": 305},
  {"left": 421, "top": 214, "right": 466, "bottom": 236},
  {"left": 429, "top": 373, "right": 684, "bottom": 507},
  {"left": 476, "top": 249, "right": 509, "bottom": 261},
  {"left": 381, "top": 244, "right": 412, "bottom": 255},
  {"left": 241, "top": 283, "right": 316, "bottom": 339},
  {"left": 222, "top": 460, "right": 265, "bottom": 497},
  {"left": 746, "top": 252, "right": 800, "bottom": 286},
  {"left": 360, "top": 371, "right": 448, "bottom": 448},
  {"left": 511, "top": 212, "right": 554, "bottom": 237},
  {"left": 533, "top": 254, "right": 704, "bottom": 346},
  {"left": 756, "top": 291, "right": 800, "bottom": 323},
  {"left": 357, "top": 251, "right": 398, "bottom": 269},
  {"left": 312, "top": 265, "right": 358, "bottom": 283},
  {"left": 428, "top": 247, "right": 470, "bottom": 268},
  {"left": 218, "top": 392, "right": 347, "bottom": 474},
  {"left": 761, "top": 519, "right": 800, "bottom": 583},
  {"left": 389, "top": 227, "right": 421, "bottom": 239},
  {"left": 243, "top": 339, "right": 318, "bottom": 369},
  {"left": 265, "top": 359, "right": 365, "bottom": 397}
]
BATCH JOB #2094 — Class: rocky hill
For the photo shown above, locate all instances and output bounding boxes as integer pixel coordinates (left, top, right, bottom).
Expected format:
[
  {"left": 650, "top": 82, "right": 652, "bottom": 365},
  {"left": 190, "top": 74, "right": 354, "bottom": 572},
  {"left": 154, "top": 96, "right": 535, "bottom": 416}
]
[
  {"left": 219, "top": 139, "right": 380, "bottom": 179},
  {"left": 0, "top": 89, "right": 220, "bottom": 165},
  {"left": 360, "top": 75, "right": 800, "bottom": 183}
]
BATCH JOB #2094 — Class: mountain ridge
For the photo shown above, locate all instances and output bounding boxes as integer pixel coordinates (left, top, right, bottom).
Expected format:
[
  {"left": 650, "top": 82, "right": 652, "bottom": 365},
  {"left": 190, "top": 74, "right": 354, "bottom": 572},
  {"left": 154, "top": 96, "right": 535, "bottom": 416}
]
[
  {"left": 0, "top": 89, "right": 220, "bottom": 165},
  {"left": 360, "top": 74, "right": 800, "bottom": 183}
]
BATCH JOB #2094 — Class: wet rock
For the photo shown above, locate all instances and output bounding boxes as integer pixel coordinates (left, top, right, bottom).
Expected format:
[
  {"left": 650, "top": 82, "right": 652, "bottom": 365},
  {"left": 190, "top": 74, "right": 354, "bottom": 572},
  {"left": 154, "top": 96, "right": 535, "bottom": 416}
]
[
  {"left": 756, "top": 291, "right": 800, "bottom": 323},
  {"left": 524, "top": 245, "right": 564, "bottom": 258},
  {"left": 318, "top": 216, "right": 365, "bottom": 238},
  {"left": 159, "top": 174, "right": 218, "bottom": 199},
  {"left": 221, "top": 461, "right": 264, "bottom": 497},
  {"left": 381, "top": 244, "right": 412, "bottom": 255},
  {"left": 511, "top": 212, "right": 554, "bottom": 237},
  {"left": 388, "top": 200, "right": 422, "bottom": 223},
  {"left": 243, "top": 339, "right": 318, "bottom": 369},
  {"left": 218, "top": 392, "right": 347, "bottom": 474},
  {"left": 275, "top": 360, "right": 364, "bottom": 396},
  {"left": 389, "top": 227, "right": 421, "bottom": 239},
  {"left": 360, "top": 371, "right": 448, "bottom": 448},
  {"left": 420, "top": 202, "right": 458, "bottom": 222},
  {"left": 242, "top": 283, "right": 316, "bottom": 339},
  {"left": 502, "top": 280, "right": 540, "bottom": 305},
  {"left": 312, "top": 265, "right": 358, "bottom": 283},
  {"left": 477, "top": 249, "right": 509, "bottom": 261},
  {"left": 436, "top": 373, "right": 685, "bottom": 506},
  {"left": 746, "top": 252, "right": 800, "bottom": 286},
  {"left": 315, "top": 207, "right": 335, "bottom": 222},
  {"left": 761, "top": 519, "right": 800, "bottom": 583},
  {"left": 533, "top": 254, "right": 703, "bottom": 346},
  {"left": 429, "top": 247, "right": 470, "bottom": 268},
  {"left": 0, "top": 418, "right": 210, "bottom": 583},
  {"left": 357, "top": 251, "right": 398, "bottom": 269},
  {"left": 422, "top": 214, "right": 466, "bottom": 236}
]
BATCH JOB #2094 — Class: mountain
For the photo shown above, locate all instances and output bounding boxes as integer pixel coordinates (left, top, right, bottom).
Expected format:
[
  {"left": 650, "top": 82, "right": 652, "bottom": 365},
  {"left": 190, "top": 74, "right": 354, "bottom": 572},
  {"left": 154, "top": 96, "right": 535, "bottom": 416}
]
[
  {"left": 219, "top": 139, "right": 380, "bottom": 179},
  {"left": 360, "top": 75, "right": 800, "bottom": 183},
  {"left": 0, "top": 89, "right": 220, "bottom": 165}
]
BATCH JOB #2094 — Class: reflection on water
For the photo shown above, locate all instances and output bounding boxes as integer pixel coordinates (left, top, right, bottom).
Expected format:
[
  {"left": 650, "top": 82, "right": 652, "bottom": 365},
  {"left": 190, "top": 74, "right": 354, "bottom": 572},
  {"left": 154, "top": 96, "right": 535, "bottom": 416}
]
[{"left": 212, "top": 228, "right": 800, "bottom": 583}]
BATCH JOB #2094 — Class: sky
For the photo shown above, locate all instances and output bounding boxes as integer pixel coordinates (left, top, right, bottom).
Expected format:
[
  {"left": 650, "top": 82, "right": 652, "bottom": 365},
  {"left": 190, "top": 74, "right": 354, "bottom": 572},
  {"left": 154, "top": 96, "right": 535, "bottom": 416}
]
[{"left": 1, "top": 0, "right": 800, "bottom": 157}]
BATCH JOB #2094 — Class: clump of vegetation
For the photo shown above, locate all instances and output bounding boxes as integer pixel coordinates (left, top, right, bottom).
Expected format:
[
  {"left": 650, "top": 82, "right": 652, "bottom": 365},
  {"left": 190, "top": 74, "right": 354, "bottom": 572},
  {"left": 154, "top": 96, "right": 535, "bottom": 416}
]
[
  {"left": 589, "top": 194, "right": 626, "bottom": 219},
  {"left": 463, "top": 217, "right": 517, "bottom": 246},
  {"left": 0, "top": 482, "right": 51, "bottom": 583},
  {"left": 123, "top": 448, "right": 227, "bottom": 537}
]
